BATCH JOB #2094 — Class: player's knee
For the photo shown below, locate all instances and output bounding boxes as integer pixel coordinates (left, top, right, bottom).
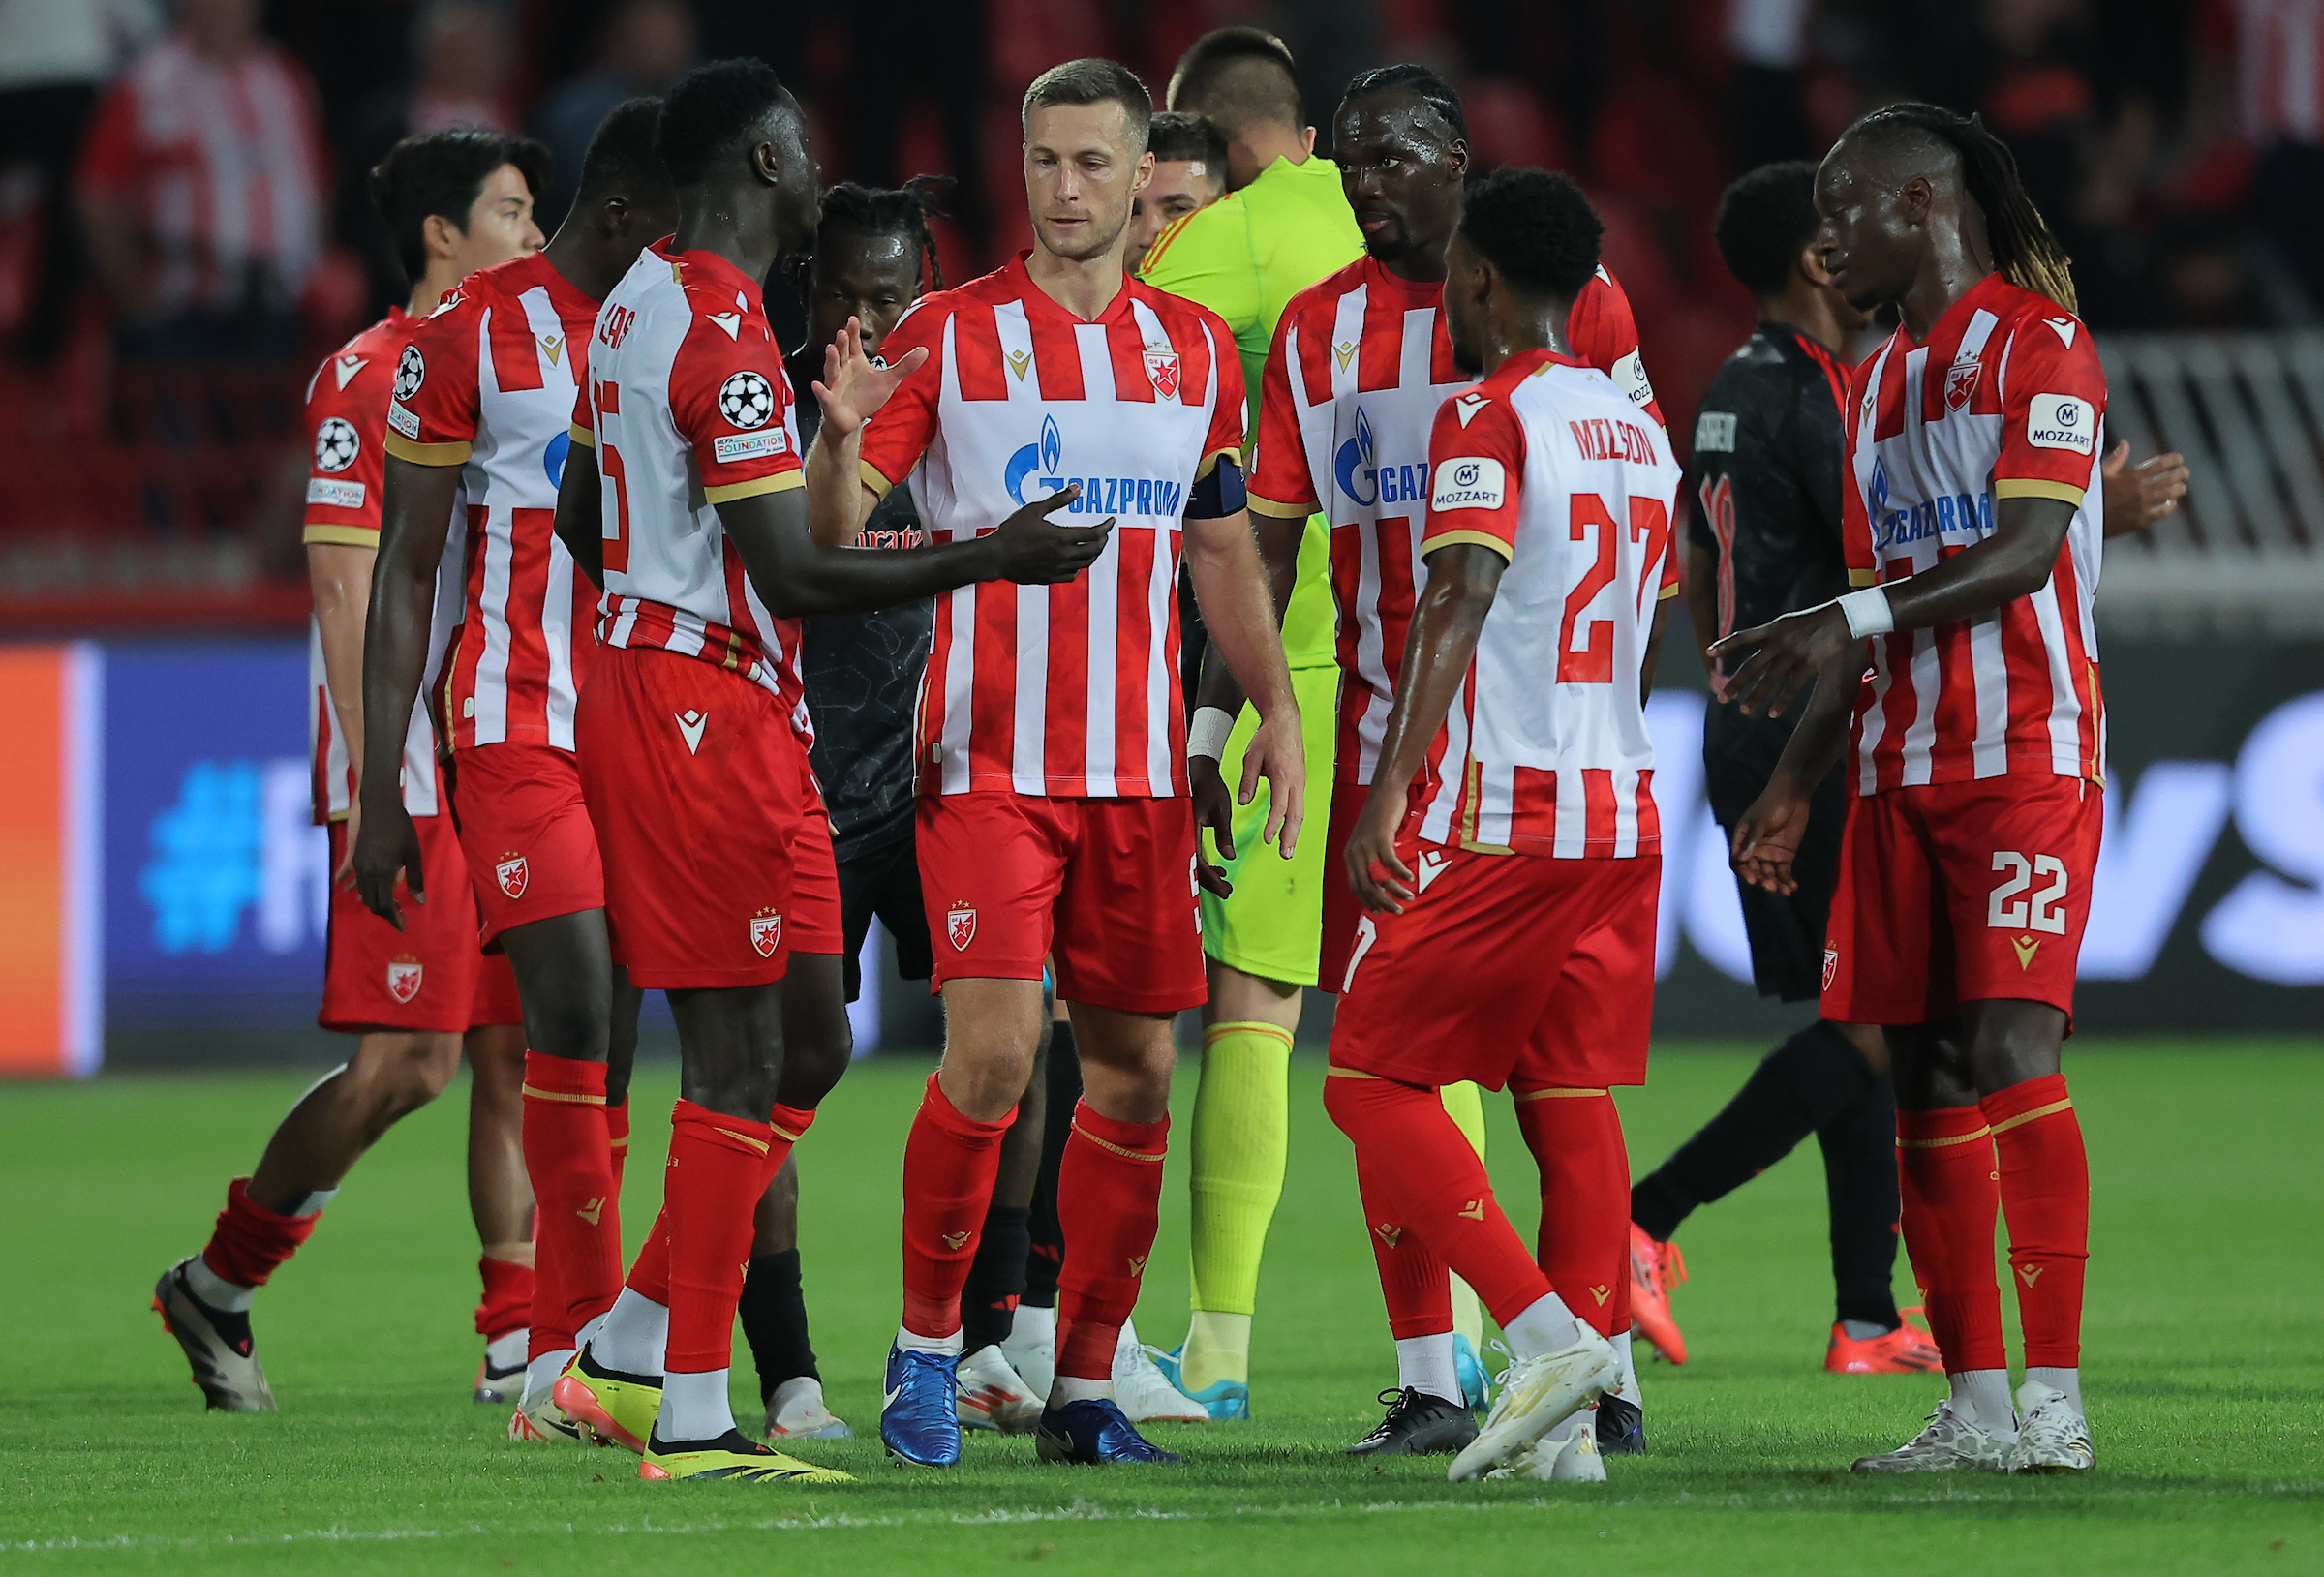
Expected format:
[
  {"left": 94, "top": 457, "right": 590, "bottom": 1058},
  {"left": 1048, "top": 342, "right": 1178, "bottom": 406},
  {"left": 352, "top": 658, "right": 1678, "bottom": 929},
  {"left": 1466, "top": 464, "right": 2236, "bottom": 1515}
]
[{"left": 355, "top": 1031, "right": 462, "bottom": 1133}]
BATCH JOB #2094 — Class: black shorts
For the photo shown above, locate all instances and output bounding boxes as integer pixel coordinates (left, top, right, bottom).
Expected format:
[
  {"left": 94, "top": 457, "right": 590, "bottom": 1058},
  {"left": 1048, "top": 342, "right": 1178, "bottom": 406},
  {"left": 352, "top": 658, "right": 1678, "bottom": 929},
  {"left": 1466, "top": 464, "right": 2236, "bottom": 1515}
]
[
  {"left": 835, "top": 824, "right": 934, "bottom": 1003},
  {"left": 1702, "top": 701, "right": 1850, "bottom": 1004}
]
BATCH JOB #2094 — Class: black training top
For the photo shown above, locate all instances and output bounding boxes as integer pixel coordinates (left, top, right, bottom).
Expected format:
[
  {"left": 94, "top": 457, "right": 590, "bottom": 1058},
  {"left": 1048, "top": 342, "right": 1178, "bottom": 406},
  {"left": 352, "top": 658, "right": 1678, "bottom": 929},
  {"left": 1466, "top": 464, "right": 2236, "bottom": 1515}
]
[
  {"left": 793, "top": 362, "right": 933, "bottom": 862},
  {"left": 1686, "top": 322, "right": 1854, "bottom": 703}
]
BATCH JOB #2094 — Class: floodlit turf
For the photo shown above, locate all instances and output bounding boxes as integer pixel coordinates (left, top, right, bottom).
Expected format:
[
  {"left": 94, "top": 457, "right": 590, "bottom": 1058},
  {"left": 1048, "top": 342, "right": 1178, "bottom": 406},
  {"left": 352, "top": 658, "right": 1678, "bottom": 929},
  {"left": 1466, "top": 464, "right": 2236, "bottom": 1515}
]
[{"left": 6, "top": 1043, "right": 2321, "bottom": 1574}]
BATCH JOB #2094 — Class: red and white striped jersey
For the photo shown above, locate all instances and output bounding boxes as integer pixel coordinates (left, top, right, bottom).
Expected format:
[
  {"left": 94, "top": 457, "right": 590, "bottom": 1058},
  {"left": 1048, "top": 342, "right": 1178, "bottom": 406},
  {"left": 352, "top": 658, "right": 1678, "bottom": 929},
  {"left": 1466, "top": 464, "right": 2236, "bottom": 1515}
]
[
  {"left": 1248, "top": 257, "right": 1663, "bottom": 785},
  {"left": 2215, "top": 0, "right": 2324, "bottom": 142},
  {"left": 298, "top": 309, "right": 464, "bottom": 823},
  {"left": 388, "top": 251, "right": 599, "bottom": 753},
  {"left": 857, "top": 254, "right": 1245, "bottom": 798},
  {"left": 1842, "top": 273, "right": 2107, "bottom": 794},
  {"left": 573, "top": 242, "right": 810, "bottom": 733},
  {"left": 75, "top": 34, "right": 327, "bottom": 317},
  {"left": 1411, "top": 349, "right": 1682, "bottom": 858}
]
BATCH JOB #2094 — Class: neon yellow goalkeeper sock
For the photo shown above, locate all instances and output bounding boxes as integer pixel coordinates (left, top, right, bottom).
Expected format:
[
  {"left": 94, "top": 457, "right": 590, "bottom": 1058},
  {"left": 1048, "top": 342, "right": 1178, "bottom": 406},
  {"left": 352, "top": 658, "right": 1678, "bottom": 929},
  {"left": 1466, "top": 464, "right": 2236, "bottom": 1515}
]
[
  {"left": 1441, "top": 1080, "right": 1489, "bottom": 1351},
  {"left": 1183, "top": 1020, "right": 1294, "bottom": 1391}
]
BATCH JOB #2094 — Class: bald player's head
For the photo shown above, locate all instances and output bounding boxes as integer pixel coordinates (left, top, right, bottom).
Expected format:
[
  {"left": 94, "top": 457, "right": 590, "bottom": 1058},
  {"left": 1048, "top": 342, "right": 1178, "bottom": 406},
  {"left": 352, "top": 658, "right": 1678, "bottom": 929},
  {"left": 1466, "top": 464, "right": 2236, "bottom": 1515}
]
[{"left": 1167, "top": 26, "right": 1308, "bottom": 187}]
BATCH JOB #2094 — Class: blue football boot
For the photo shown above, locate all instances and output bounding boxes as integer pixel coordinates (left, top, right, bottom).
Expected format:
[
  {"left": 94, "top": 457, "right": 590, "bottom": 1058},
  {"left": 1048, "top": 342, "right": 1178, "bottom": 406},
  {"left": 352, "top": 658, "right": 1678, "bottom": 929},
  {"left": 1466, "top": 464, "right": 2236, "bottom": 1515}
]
[
  {"left": 1033, "top": 1398, "right": 1183, "bottom": 1465},
  {"left": 1454, "top": 1333, "right": 1493, "bottom": 1414},
  {"left": 879, "top": 1345, "right": 962, "bottom": 1467},
  {"left": 1151, "top": 1343, "right": 1250, "bottom": 1421}
]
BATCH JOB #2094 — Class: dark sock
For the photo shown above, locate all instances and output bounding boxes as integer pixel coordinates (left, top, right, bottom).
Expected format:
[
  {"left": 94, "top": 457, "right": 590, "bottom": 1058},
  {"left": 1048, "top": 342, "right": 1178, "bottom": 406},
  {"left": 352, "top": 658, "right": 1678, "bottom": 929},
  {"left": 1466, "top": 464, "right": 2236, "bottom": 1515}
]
[
  {"left": 1024, "top": 1019, "right": 1081, "bottom": 1310},
  {"left": 737, "top": 1250, "right": 814, "bottom": 1405},
  {"left": 962, "top": 1204, "right": 1031, "bottom": 1351},
  {"left": 1631, "top": 1020, "right": 1875, "bottom": 1242},
  {"left": 1819, "top": 1070, "right": 1903, "bottom": 1330}
]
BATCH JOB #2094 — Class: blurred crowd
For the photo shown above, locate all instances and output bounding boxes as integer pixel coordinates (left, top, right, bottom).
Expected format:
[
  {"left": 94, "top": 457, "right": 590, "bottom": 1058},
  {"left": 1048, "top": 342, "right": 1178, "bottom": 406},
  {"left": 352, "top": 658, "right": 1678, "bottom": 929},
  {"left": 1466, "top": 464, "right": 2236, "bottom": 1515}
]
[{"left": 0, "top": 0, "right": 2305, "bottom": 617}]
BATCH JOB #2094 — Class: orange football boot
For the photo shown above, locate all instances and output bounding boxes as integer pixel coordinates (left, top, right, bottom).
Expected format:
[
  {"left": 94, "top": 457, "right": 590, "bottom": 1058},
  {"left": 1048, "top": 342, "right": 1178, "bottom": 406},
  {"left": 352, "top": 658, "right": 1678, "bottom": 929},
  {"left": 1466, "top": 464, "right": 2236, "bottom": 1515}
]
[
  {"left": 1627, "top": 1222, "right": 1688, "bottom": 1365},
  {"left": 1824, "top": 1308, "right": 1943, "bottom": 1374}
]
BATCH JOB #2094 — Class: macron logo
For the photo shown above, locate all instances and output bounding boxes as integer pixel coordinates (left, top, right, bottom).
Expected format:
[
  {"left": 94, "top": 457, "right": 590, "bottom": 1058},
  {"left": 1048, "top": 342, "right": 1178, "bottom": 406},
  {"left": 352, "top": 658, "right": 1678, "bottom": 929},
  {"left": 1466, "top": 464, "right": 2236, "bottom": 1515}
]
[
  {"left": 708, "top": 312, "right": 743, "bottom": 340},
  {"left": 1415, "top": 851, "right": 1449, "bottom": 893},
  {"left": 1454, "top": 393, "right": 1491, "bottom": 428},
  {"left": 675, "top": 710, "right": 708, "bottom": 754},
  {"left": 332, "top": 355, "right": 368, "bottom": 389},
  {"left": 2043, "top": 316, "right": 2078, "bottom": 348}
]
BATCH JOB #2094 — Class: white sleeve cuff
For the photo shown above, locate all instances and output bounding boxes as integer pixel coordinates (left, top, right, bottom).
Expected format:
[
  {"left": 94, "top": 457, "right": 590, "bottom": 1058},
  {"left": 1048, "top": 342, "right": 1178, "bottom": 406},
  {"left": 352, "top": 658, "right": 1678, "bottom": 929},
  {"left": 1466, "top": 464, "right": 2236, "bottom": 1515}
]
[
  {"left": 1837, "top": 586, "right": 1895, "bottom": 640},
  {"left": 1187, "top": 706, "right": 1237, "bottom": 761}
]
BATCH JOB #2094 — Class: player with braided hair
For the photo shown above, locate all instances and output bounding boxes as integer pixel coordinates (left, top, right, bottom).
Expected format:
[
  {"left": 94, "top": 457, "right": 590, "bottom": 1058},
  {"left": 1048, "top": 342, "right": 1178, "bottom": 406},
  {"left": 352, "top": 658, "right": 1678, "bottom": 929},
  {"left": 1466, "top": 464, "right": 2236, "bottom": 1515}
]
[{"left": 1718, "top": 103, "right": 2108, "bottom": 1475}]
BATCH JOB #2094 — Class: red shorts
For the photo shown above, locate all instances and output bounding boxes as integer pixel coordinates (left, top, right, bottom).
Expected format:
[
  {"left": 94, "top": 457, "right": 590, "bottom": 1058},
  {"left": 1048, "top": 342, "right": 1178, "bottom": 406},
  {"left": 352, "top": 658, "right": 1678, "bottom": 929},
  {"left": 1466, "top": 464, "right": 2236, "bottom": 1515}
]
[
  {"left": 1821, "top": 774, "right": 2101, "bottom": 1028},
  {"left": 575, "top": 645, "right": 804, "bottom": 990},
  {"left": 471, "top": 952, "right": 524, "bottom": 1027},
  {"left": 1318, "top": 780, "right": 1371, "bottom": 992},
  {"left": 320, "top": 809, "right": 481, "bottom": 1034},
  {"left": 450, "top": 741, "right": 605, "bottom": 947},
  {"left": 1330, "top": 839, "right": 1659, "bottom": 1091},
  {"left": 917, "top": 791, "right": 1205, "bottom": 1014},
  {"left": 790, "top": 769, "right": 842, "bottom": 955}
]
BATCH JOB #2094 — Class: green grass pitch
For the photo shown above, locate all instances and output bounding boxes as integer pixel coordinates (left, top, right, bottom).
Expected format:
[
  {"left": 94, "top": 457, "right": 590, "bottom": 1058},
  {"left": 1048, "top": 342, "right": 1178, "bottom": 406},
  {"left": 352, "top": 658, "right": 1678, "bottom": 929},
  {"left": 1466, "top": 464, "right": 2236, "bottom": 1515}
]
[{"left": 6, "top": 1043, "right": 2321, "bottom": 1574}]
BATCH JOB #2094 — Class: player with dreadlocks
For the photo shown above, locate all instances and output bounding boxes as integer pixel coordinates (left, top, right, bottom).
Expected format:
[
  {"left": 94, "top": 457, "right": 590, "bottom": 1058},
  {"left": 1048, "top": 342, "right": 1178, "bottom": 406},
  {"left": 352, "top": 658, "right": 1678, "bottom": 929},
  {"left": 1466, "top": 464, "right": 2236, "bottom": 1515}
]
[{"left": 1717, "top": 103, "right": 2106, "bottom": 1475}]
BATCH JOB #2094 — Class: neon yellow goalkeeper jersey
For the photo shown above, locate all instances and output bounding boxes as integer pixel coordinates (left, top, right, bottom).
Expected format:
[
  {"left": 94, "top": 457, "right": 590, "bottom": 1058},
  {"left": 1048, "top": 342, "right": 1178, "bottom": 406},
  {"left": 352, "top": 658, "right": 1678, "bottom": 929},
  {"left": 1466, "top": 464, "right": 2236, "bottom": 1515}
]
[{"left": 1139, "top": 154, "right": 1361, "bottom": 672}]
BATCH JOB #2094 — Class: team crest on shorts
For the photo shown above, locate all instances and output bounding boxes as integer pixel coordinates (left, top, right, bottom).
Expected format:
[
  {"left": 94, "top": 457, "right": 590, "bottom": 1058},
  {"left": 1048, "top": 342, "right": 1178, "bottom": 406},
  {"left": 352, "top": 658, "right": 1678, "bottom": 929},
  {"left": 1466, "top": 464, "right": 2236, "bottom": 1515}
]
[
  {"left": 1943, "top": 355, "right": 1981, "bottom": 410},
  {"left": 1822, "top": 944, "right": 1840, "bottom": 991},
  {"left": 495, "top": 854, "right": 529, "bottom": 899},
  {"left": 386, "top": 955, "right": 424, "bottom": 1004},
  {"left": 750, "top": 908, "right": 783, "bottom": 958},
  {"left": 1143, "top": 348, "right": 1180, "bottom": 401},
  {"left": 946, "top": 903, "right": 977, "bottom": 951}
]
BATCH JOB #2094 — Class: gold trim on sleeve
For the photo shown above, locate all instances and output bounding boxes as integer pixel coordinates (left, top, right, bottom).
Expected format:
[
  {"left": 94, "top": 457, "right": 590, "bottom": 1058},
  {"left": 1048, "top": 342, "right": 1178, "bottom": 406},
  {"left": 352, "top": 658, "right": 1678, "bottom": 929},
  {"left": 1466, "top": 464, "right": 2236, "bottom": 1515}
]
[
  {"left": 302, "top": 524, "right": 380, "bottom": 547},
  {"left": 382, "top": 434, "right": 473, "bottom": 466},
  {"left": 1418, "top": 529, "right": 1514, "bottom": 561},
  {"left": 703, "top": 470, "right": 806, "bottom": 504},
  {"left": 1992, "top": 478, "right": 2086, "bottom": 505}
]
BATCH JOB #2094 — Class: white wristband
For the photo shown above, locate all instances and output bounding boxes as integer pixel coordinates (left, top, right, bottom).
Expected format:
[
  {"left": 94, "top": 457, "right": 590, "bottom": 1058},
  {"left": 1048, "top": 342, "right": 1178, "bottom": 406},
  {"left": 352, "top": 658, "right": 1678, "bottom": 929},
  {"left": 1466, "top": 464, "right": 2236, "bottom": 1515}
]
[
  {"left": 1837, "top": 586, "right": 1895, "bottom": 640},
  {"left": 1187, "top": 706, "right": 1236, "bottom": 761}
]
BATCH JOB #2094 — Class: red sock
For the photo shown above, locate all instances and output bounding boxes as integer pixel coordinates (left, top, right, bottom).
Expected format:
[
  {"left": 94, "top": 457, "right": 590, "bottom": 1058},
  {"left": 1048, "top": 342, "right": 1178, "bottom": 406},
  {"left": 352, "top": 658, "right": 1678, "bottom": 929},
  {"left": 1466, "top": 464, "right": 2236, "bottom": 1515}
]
[
  {"left": 1983, "top": 1075, "right": 2089, "bottom": 1369},
  {"left": 1055, "top": 1102, "right": 1168, "bottom": 1380},
  {"left": 1897, "top": 1106, "right": 2006, "bottom": 1373},
  {"left": 1353, "top": 1131, "right": 1453, "bottom": 1340},
  {"left": 900, "top": 1074, "right": 1014, "bottom": 1340},
  {"left": 607, "top": 1098, "right": 631, "bottom": 1194},
  {"left": 1514, "top": 1088, "right": 1630, "bottom": 1338},
  {"left": 475, "top": 1256, "right": 534, "bottom": 1341},
  {"left": 199, "top": 1177, "right": 320, "bottom": 1289},
  {"left": 662, "top": 1100, "right": 773, "bottom": 1375},
  {"left": 1324, "top": 1071, "right": 1552, "bottom": 1327},
  {"left": 520, "top": 1052, "right": 621, "bottom": 1358},
  {"left": 627, "top": 1208, "right": 670, "bottom": 1305}
]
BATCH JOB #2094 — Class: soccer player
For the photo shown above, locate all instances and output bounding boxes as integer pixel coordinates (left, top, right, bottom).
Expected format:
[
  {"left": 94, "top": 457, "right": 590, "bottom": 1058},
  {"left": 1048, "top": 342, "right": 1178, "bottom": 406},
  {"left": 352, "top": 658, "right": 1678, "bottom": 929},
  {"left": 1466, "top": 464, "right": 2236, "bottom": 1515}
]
[
  {"left": 1124, "top": 112, "right": 1227, "bottom": 276},
  {"left": 1239, "top": 63, "right": 1664, "bottom": 1455},
  {"left": 1325, "top": 165, "right": 1681, "bottom": 1486},
  {"left": 544, "top": 58, "right": 1110, "bottom": 1485},
  {"left": 838, "top": 57, "right": 1303, "bottom": 1469},
  {"left": 1622, "top": 162, "right": 1939, "bottom": 1391},
  {"left": 1129, "top": 27, "right": 1362, "bottom": 1422},
  {"left": 153, "top": 130, "right": 547, "bottom": 1412},
  {"left": 736, "top": 176, "right": 956, "bottom": 1443},
  {"left": 351, "top": 99, "right": 678, "bottom": 1444},
  {"left": 1716, "top": 104, "right": 2108, "bottom": 1475}
]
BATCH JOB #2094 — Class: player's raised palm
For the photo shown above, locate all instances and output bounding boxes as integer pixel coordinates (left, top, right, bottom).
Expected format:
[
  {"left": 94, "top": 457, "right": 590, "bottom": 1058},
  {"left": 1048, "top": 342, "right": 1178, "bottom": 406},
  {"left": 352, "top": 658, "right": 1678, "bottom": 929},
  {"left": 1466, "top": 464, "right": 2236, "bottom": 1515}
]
[
  {"left": 1729, "top": 782, "right": 1811, "bottom": 896},
  {"left": 811, "top": 316, "right": 928, "bottom": 439},
  {"left": 990, "top": 485, "right": 1114, "bottom": 585}
]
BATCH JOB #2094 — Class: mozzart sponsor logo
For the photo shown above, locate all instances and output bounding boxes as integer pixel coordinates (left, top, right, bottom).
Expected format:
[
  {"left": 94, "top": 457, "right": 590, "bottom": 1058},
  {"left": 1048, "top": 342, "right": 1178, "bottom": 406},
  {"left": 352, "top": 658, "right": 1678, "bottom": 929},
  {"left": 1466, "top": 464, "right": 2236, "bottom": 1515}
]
[
  {"left": 1869, "top": 456, "right": 1998, "bottom": 550},
  {"left": 1332, "top": 408, "right": 1432, "bottom": 509},
  {"left": 2027, "top": 393, "right": 2096, "bottom": 453},
  {"left": 1002, "top": 413, "right": 1183, "bottom": 519}
]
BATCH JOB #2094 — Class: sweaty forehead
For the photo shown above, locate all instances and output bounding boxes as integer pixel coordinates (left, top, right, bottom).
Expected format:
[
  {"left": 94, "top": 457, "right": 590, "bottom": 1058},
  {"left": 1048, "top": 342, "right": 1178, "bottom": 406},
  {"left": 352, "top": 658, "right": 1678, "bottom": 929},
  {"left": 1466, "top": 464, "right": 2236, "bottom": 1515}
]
[
  {"left": 1832, "top": 125, "right": 1960, "bottom": 197},
  {"left": 814, "top": 227, "right": 919, "bottom": 287},
  {"left": 1336, "top": 89, "right": 1452, "bottom": 151}
]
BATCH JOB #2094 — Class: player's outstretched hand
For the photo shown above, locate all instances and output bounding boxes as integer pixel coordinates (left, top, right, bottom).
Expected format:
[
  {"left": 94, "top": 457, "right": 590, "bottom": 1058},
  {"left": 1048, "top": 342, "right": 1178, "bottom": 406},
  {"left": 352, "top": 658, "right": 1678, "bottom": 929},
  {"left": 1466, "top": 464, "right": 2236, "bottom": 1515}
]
[
  {"left": 351, "top": 800, "right": 426, "bottom": 931},
  {"left": 1342, "top": 786, "right": 1415, "bottom": 916},
  {"left": 810, "top": 316, "right": 930, "bottom": 440},
  {"left": 991, "top": 486, "right": 1113, "bottom": 584},
  {"left": 1729, "top": 779, "right": 1810, "bottom": 895},
  {"left": 1190, "top": 755, "right": 1236, "bottom": 897},
  {"left": 2099, "top": 440, "right": 2188, "bottom": 538},
  {"left": 1239, "top": 705, "right": 1305, "bottom": 858},
  {"left": 1709, "top": 602, "right": 1851, "bottom": 720}
]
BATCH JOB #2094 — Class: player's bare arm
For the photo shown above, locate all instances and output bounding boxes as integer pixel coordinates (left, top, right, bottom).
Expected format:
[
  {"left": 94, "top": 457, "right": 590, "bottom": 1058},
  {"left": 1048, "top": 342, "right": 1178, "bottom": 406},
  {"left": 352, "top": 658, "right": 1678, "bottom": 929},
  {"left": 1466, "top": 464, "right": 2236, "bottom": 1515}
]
[
  {"left": 2100, "top": 440, "right": 2187, "bottom": 538},
  {"left": 1711, "top": 494, "right": 2077, "bottom": 720},
  {"left": 306, "top": 541, "right": 375, "bottom": 886},
  {"left": 1344, "top": 541, "right": 1505, "bottom": 915},
  {"left": 349, "top": 454, "right": 464, "bottom": 928},
  {"left": 1186, "top": 511, "right": 1303, "bottom": 877},
  {"left": 719, "top": 485, "right": 1111, "bottom": 619},
  {"left": 1183, "top": 506, "right": 1306, "bottom": 859},
  {"left": 804, "top": 316, "right": 929, "bottom": 546},
  {"left": 1640, "top": 591, "right": 1672, "bottom": 700},
  {"left": 1728, "top": 640, "right": 1861, "bottom": 896},
  {"left": 551, "top": 442, "right": 605, "bottom": 589},
  {"left": 1684, "top": 536, "right": 1727, "bottom": 701}
]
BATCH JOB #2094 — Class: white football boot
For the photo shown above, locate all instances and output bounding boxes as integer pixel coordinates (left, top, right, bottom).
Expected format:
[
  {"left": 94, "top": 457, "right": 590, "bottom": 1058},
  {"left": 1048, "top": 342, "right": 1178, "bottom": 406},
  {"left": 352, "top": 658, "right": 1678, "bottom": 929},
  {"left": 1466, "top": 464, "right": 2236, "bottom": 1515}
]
[
  {"left": 1448, "top": 1333, "right": 1620, "bottom": 1482},
  {"left": 507, "top": 1383, "right": 589, "bottom": 1443},
  {"left": 1001, "top": 1307, "right": 1056, "bottom": 1405},
  {"left": 1114, "top": 1320, "right": 1210, "bottom": 1423},
  {"left": 955, "top": 1344, "right": 1044, "bottom": 1434},
  {"left": 1850, "top": 1399, "right": 2014, "bottom": 1473},
  {"left": 2007, "top": 1382, "right": 2094, "bottom": 1473},
  {"left": 765, "top": 1375, "right": 853, "bottom": 1441},
  {"left": 1485, "top": 1417, "right": 1607, "bottom": 1482}
]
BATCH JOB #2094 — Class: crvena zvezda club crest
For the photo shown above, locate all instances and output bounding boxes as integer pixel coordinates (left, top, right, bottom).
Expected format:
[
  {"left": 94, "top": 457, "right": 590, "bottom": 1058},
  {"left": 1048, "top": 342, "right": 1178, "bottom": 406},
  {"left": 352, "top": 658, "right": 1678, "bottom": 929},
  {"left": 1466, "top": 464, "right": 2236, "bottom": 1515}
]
[
  {"left": 386, "top": 956, "right": 423, "bottom": 1003},
  {"left": 947, "top": 904, "right": 977, "bottom": 951},
  {"left": 1943, "top": 357, "right": 1980, "bottom": 410},
  {"left": 1144, "top": 349, "right": 1180, "bottom": 401},
  {"left": 495, "top": 855, "right": 528, "bottom": 899},
  {"left": 751, "top": 910, "right": 783, "bottom": 958}
]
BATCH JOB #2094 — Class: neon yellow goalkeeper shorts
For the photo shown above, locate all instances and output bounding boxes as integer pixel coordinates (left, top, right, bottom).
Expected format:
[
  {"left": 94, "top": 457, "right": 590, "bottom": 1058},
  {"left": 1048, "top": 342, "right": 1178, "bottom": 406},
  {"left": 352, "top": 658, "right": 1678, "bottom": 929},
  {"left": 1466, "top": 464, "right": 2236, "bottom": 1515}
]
[{"left": 1197, "top": 661, "right": 1340, "bottom": 987}]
